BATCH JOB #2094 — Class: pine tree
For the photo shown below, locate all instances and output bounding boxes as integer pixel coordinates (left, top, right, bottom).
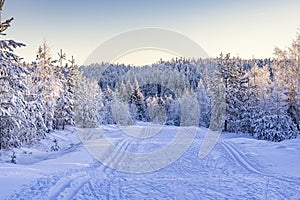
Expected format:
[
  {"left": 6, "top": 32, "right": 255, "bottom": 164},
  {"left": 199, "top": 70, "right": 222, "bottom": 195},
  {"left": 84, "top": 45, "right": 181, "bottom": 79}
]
[
  {"left": 0, "top": 2, "right": 31, "bottom": 149},
  {"left": 35, "top": 41, "right": 60, "bottom": 132},
  {"left": 179, "top": 90, "right": 199, "bottom": 127},
  {"left": 24, "top": 92, "right": 47, "bottom": 138},
  {"left": 216, "top": 54, "right": 255, "bottom": 134},
  {"left": 252, "top": 62, "right": 298, "bottom": 141},
  {"left": 218, "top": 53, "right": 230, "bottom": 131},
  {"left": 129, "top": 79, "right": 147, "bottom": 121},
  {"left": 98, "top": 86, "right": 115, "bottom": 125},
  {"left": 287, "top": 31, "right": 300, "bottom": 130},
  {"left": 146, "top": 96, "right": 166, "bottom": 125},
  {"left": 164, "top": 95, "right": 180, "bottom": 126},
  {"left": 54, "top": 54, "right": 77, "bottom": 129},
  {"left": 111, "top": 92, "right": 133, "bottom": 126},
  {"left": 206, "top": 60, "right": 226, "bottom": 132},
  {"left": 196, "top": 79, "right": 211, "bottom": 128},
  {"left": 54, "top": 65, "right": 71, "bottom": 129},
  {"left": 74, "top": 73, "right": 99, "bottom": 128},
  {"left": 229, "top": 59, "right": 252, "bottom": 133}
]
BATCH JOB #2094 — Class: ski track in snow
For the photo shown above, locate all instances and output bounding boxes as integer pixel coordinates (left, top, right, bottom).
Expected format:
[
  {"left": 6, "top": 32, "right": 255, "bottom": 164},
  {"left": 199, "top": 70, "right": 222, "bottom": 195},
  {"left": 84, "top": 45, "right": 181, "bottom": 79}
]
[
  {"left": 220, "top": 141, "right": 265, "bottom": 175},
  {"left": 6, "top": 127, "right": 300, "bottom": 200},
  {"left": 220, "top": 140, "right": 300, "bottom": 199}
]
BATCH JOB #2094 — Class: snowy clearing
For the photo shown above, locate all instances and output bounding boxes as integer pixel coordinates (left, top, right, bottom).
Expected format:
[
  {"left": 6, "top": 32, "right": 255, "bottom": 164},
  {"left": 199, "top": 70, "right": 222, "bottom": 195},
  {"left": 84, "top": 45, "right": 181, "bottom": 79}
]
[{"left": 0, "top": 125, "right": 300, "bottom": 199}]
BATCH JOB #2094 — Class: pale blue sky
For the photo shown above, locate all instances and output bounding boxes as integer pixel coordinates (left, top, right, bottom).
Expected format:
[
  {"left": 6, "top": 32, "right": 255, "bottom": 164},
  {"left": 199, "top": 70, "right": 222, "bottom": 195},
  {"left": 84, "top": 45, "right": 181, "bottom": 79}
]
[{"left": 2, "top": 0, "right": 300, "bottom": 65}]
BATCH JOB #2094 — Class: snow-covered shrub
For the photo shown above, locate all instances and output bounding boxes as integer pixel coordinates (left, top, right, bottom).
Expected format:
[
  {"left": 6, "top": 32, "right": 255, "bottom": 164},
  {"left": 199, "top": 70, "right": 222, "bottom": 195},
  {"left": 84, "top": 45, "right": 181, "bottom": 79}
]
[
  {"left": 50, "top": 139, "right": 60, "bottom": 151},
  {"left": 11, "top": 151, "right": 17, "bottom": 164}
]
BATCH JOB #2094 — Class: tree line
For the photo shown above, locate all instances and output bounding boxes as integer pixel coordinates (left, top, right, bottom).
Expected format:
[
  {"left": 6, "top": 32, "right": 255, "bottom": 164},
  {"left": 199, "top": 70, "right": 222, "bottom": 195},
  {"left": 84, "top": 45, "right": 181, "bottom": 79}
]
[
  {"left": 80, "top": 35, "right": 300, "bottom": 142},
  {"left": 1, "top": 2, "right": 300, "bottom": 150}
]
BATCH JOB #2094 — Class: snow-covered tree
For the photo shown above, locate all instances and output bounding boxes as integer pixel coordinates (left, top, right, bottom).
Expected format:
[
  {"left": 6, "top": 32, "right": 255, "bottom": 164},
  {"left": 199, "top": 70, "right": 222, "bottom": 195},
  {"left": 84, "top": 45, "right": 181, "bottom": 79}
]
[
  {"left": 111, "top": 93, "right": 134, "bottom": 126},
  {"left": 24, "top": 93, "right": 47, "bottom": 138},
  {"left": 164, "top": 96, "right": 180, "bottom": 126},
  {"left": 98, "top": 86, "right": 115, "bottom": 125},
  {"left": 216, "top": 55, "right": 257, "bottom": 134},
  {"left": 252, "top": 61, "right": 299, "bottom": 141},
  {"left": 54, "top": 55, "right": 77, "bottom": 129},
  {"left": 146, "top": 96, "right": 167, "bottom": 125},
  {"left": 196, "top": 79, "right": 211, "bottom": 128},
  {"left": 0, "top": 3, "right": 31, "bottom": 149},
  {"left": 253, "top": 114, "right": 298, "bottom": 142},
  {"left": 179, "top": 91, "right": 199, "bottom": 127},
  {"left": 129, "top": 79, "right": 147, "bottom": 121},
  {"left": 34, "top": 41, "right": 60, "bottom": 132},
  {"left": 77, "top": 48, "right": 299, "bottom": 141},
  {"left": 206, "top": 61, "right": 226, "bottom": 132},
  {"left": 287, "top": 32, "right": 300, "bottom": 130},
  {"left": 74, "top": 73, "right": 99, "bottom": 128}
]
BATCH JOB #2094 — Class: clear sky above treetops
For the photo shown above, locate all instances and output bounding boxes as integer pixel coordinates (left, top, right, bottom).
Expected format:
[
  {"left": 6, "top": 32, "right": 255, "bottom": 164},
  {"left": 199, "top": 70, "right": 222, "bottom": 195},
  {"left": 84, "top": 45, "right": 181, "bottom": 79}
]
[{"left": 2, "top": 0, "right": 300, "bottom": 65}]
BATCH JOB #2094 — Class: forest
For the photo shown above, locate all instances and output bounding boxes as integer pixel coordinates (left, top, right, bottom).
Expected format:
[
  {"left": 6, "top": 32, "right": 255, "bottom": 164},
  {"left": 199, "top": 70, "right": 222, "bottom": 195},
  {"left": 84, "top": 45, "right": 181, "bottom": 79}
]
[{"left": 1, "top": 2, "right": 300, "bottom": 150}]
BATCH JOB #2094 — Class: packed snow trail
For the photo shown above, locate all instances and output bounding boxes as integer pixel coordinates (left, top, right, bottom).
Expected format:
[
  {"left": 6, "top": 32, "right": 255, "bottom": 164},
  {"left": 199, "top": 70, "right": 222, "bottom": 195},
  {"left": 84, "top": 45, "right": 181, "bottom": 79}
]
[{"left": 6, "top": 126, "right": 300, "bottom": 199}]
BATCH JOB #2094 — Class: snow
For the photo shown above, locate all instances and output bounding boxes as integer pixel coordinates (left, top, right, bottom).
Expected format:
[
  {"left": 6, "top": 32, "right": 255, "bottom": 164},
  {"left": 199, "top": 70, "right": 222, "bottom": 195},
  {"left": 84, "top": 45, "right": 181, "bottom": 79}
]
[
  {"left": 229, "top": 135, "right": 300, "bottom": 177},
  {"left": 0, "top": 125, "right": 300, "bottom": 199}
]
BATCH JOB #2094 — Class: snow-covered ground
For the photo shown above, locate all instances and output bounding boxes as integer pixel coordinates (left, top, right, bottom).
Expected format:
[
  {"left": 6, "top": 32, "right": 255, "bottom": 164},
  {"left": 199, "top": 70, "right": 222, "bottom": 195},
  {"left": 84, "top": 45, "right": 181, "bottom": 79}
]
[{"left": 0, "top": 125, "right": 299, "bottom": 199}]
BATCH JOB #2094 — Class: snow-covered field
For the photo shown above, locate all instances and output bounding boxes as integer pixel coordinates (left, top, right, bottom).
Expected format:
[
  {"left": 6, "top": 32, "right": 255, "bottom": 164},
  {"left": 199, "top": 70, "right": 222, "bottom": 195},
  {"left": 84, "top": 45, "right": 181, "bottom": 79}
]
[{"left": 0, "top": 125, "right": 300, "bottom": 199}]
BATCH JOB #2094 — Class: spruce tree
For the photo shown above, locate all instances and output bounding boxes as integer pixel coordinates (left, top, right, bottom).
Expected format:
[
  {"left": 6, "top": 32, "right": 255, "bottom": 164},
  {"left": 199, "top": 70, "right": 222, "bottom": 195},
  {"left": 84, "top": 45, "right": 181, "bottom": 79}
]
[
  {"left": 196, "top": 79, "right": 211, "bottom": 128},
  {"left": 35, "top": 41, "right": 60, "bottom": 132},
  {"left": 0, "top": 1, "right": 31, "bottom": 149},
  {"left": 74, "top": 73, "right": 99, "bottom": 128},
  {"left": 130, "top": 79, "right": 147, "bottom": 121},
  {"left": 54, "top": 54, "right": 76, "bottom": 129}
]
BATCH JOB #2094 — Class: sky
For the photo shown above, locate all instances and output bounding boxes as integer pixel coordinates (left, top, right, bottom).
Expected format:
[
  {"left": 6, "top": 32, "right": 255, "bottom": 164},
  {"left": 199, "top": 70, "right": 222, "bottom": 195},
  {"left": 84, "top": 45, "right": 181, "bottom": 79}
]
[{"left": 2, "top": 0, "right": 300, "bottom": 65}]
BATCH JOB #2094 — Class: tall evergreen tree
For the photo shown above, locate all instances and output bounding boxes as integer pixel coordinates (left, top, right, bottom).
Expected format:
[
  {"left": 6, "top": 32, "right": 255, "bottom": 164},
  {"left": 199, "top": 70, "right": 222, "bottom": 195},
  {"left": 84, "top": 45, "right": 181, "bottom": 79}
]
[
  {"left": 54, "top": 55, "right": 77, "bottom": 129},
  {"left": 111, "top": 91, "right": 134, "bottom": 126},
  {"left": 35, "top": 41, "right": 60, "bottom": 132},
  {"left": 0, "top": 2, "right": 31, "bottom": 149},
  {"left": 129, "top": 79, "right": 147, "bottom": 121},
  {"left": 287, "top": 31, "right": 300, "bottom": 130},
  {"left": 196, "top": 79, "right": 211, "bottom": 128},
  {"left": 74, "top": 73, "right": 99, "bottom": 128},
  {"left": 99, "top": 86, "right": 116, "bottom": 125}
]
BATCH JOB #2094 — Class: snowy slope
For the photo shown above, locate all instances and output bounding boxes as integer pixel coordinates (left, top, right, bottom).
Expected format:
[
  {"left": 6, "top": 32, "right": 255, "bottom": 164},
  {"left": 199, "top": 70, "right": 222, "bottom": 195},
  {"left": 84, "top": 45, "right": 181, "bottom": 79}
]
[{"left": 1, "top": 125, "right": 300, "bottom": 199}]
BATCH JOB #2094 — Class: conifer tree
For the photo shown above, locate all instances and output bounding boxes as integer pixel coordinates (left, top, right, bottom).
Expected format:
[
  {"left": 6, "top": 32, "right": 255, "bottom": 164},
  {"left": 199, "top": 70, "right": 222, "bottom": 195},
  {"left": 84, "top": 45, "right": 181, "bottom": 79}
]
[
  {"left": 196, "top": 79, "right": 211, "bottom": 128},
  {"left": 74, "top": 73, "right": 99, "bottom": 128},
  {"left": 130, "top": 79, "right": 147, "bottom": 121},
  {"left": 0, "top": 1, "right": 31, "bottom": 149},
  {"left": 54, "top": 54, "right": 76, "bottom": 129},
  {"left": 34, "top": 41, "right": 60, "bottom": 132}
]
